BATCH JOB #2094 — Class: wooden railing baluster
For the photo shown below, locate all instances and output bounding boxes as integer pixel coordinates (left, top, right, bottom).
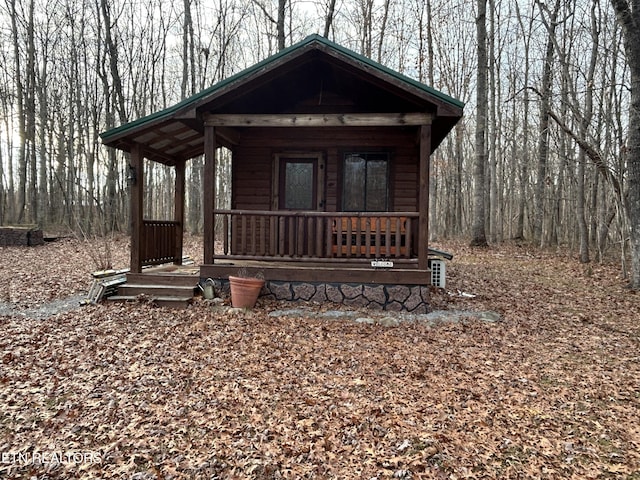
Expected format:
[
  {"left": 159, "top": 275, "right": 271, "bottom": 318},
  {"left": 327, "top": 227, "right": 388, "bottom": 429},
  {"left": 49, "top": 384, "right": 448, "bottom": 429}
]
[
  {"left": 269, "top": 216, "right": 277, "bottom": 256},
  {"left": 278, "top": 216, "right": 285, "bottom": 256},
  {"left": 240, "top": 215, "right": 247, "bottom": 254},
  {"left": 250, "top": 215, "right": 256, "bottom": 255},
  {"left": 259, "top": 216, "right": 266, "bottom": 255},
  {"left": 211, "top": 210, "right": 418, "bottom": 263},
  {"left": 140, "top": 220, "right": 179, "bottom": 266},
  {"left": 374, "top": 217, "right": 381, "bottom": 258},
  {"left": 385, "top": 217, "right": 392, "bottom": 257},
  {"left": 223, "top": 214, "right": 229, "bottom": 255}
]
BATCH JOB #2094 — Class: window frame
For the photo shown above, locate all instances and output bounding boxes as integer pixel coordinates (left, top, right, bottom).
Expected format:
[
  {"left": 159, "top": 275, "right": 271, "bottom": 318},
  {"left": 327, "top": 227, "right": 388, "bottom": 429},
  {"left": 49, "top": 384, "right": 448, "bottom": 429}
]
[{"left": 341, "top": 151, "right": 391, "bottom": 212}]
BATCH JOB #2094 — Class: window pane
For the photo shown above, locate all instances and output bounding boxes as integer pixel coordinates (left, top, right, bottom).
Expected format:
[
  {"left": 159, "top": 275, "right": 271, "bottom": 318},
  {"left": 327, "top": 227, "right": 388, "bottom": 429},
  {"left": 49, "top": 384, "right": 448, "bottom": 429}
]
[
  {"left": 366, "top": 159, "right": 388, "bottom": 211},
  {"left": 285, "top": 162, "right": 314, "bottom": 209},
  {"left": 343, "top": 155, "right": 365, "bottom": 211}
]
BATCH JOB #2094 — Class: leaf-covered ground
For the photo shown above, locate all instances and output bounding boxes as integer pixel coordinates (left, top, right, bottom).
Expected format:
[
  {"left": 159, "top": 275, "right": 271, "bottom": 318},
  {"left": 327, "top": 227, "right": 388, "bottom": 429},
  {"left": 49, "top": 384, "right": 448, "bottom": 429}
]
[{"left": 1, "top": 238, "right": 639, "bottom": 479}]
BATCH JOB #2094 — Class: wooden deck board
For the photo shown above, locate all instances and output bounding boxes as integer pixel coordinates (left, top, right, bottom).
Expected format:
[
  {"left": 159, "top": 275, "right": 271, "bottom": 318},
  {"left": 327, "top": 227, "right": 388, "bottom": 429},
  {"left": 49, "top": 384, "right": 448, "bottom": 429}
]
[{"left": 200, "top": 261, "right": 430, "bottom": 285}]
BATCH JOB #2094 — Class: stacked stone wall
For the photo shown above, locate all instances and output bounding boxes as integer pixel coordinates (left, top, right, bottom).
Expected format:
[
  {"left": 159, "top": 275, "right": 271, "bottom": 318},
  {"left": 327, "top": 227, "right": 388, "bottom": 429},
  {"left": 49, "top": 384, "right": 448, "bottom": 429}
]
[
  {"left": 0, "top": 227, "right": 44, "bottom": 247},
  {"left": 212, "top": 279, "right": 430, "bottom": 313}
]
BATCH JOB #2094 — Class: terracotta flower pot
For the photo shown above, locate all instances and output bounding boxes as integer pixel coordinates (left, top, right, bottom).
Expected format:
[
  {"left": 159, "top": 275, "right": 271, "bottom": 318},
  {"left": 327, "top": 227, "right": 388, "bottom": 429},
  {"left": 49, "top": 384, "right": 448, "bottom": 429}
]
[{"left": 229, "top": 276, "right": 265, "bottom": 308}]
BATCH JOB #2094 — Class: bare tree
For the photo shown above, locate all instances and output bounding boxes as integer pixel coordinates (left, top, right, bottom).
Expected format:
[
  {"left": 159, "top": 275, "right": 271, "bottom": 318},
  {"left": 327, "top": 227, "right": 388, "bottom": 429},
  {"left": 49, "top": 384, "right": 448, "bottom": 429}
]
[
  {"left": 376, "top": 0, "right": 391, "bottom": 63},
  {"left": 6, "top": 0, "right": 36, "bottom": 224},
  {"left": 98, "top": 0, "right": 128, "bottom": 230},
  {"left": 182, "top": 0, "right": 196, "bottom": 99},
  {"left": 0, "top": 9, "right": 15, "bottom": 223},
  {"left": 533, "top": 0, "right": 560, "bottom": 246},
  {"left": 575, "top": 0, "right": 601, "bottom": 263},
  {"left": 323, "top": 0, "right": 337, "bottom": 37},
  {"left": 252, "top": 0, "right": 288, "bottom": 51},
  {"left": 610, "top": 0, "right": 640, "bottom": 288},
  {"left": 513, "top": 0, "right": 535, "bottom": 241},
  {"left": 471, "top": 0, "right": 488, "bottom": 247}
]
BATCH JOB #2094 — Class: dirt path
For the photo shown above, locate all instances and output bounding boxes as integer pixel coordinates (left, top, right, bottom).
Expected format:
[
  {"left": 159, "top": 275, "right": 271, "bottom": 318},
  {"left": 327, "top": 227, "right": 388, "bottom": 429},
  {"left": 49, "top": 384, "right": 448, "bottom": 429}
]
[{"left": 0, "top": 293, "right": 87, "bottom": 319}]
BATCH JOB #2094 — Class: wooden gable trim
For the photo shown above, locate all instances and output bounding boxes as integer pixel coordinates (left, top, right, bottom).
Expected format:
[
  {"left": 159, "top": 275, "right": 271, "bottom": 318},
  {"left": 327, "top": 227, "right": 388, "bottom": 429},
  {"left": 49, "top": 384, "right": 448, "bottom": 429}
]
[{"left": 204, "top": 113, "right": 433, "bottom": 128}]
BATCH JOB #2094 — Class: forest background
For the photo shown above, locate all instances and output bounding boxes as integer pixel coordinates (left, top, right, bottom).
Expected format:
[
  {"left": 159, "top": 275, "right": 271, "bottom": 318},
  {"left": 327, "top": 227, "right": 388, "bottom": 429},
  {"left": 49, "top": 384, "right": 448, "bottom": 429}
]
[{"left": 1, "top": 0, "right": 638, "bottom": 281}]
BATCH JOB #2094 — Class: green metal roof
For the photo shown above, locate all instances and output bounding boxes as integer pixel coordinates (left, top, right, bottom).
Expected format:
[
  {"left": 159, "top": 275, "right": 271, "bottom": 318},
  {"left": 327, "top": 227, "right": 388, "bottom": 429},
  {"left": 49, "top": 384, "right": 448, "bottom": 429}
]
[
  {"left": 100, "top": 34, "right": 463, "bottom": 143},
  {"left": 313, "top": 35, "right": 464, "bottom": 108}
]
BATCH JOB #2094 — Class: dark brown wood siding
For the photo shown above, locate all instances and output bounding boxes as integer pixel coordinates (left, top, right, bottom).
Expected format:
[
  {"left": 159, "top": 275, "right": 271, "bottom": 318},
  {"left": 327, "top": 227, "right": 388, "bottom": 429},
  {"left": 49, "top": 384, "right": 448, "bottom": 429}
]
[
  {"left": 232, "top": 146, "right": 272, "bottom": 210},
  {"left": 232, "top": 127, "right": 419, "bottom": 212},
  {"left": 392, "top": 145, "right": 419, "bottom": 212}
]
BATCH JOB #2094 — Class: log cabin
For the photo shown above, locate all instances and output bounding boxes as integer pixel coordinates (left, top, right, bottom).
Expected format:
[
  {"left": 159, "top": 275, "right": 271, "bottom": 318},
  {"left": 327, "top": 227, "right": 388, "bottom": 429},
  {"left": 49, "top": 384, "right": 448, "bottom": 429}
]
[{"left": 100, "top": 35, "right": 464, "bottom": 312}]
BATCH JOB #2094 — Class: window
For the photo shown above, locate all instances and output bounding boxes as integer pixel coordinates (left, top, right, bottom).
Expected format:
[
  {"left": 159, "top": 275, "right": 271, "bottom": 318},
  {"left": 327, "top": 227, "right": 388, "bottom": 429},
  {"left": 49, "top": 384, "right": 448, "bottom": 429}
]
[{"left": 342, "top": 152, "right": 389, "bottom": 211}]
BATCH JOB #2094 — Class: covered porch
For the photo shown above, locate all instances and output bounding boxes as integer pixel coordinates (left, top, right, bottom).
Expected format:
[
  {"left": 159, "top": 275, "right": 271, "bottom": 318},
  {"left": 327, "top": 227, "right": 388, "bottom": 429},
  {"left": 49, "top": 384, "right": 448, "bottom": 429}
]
[{"left": 126, "top": 206, "right": 431, "bottom": 285}]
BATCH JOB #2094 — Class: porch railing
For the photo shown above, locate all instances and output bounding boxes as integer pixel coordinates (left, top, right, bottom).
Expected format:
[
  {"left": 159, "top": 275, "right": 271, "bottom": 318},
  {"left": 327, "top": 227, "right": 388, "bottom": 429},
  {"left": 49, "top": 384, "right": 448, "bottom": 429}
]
[
  {"left": 141, "top": 220, "right": 179, "bottom": 266},
  {"left": 213, "top": 209, "right": 418, "bottom": 262}
]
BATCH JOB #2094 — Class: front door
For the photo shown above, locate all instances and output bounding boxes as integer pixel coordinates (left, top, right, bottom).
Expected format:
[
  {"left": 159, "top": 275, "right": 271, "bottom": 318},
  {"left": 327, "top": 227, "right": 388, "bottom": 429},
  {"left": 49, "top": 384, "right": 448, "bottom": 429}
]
[
  {"left": 273, "top": 153, "right": 325, "bottom": 256},
  {"left": 279, "top": 158, "right": 317, "bottom": 210}
]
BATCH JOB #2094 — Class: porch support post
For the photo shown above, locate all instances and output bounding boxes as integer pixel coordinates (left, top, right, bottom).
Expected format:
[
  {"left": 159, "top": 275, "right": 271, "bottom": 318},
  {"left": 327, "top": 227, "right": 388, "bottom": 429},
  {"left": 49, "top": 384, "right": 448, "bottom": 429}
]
[
  {"left": 174, "top": 159, "right": 185, "bottom": 265},
  {"left": 204, "top": 126, "right": 216, "bottom": 264},
  {"left": 130, "top": 143, "right": 144, "bottom": 273},
  {"left": 418, "top": 124, "right": 432, "bottom": 270}
]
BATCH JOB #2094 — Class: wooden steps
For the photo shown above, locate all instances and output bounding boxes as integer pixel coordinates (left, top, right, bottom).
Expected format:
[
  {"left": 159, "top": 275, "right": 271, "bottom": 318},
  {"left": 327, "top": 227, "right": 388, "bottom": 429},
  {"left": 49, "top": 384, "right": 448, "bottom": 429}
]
[{"left": 108, "top": 270, "right": 200, "bottom": 309}]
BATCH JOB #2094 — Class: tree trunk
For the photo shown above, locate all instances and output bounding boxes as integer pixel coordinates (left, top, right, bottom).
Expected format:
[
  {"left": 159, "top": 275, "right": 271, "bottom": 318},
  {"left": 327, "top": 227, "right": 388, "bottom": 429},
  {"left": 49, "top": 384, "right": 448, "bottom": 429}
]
[
  {"left": 0, "top": 120, "right": 4, "bottom": 224},
  {"left": 37, "top": 42, "right": 48, "bottom": 226},
  {"left": 454, "top": 122, "right": 464, "bottom": 236},
  {"left": 610, "top": 0, "right": 640, "bottom": 288},
  {"left": 576, "top": 1, "right": 600, "bottom": 263},
  {"left": 25, "top": 0, "right": 36, "bottom": 225},
  {"left": 533, "top": 0, "right": 560, "bottom": 246},
  {"left": 376, "top": 0, "right": 391, "bottom": 63},
  {"left": 277, "top": 0, "right": 287, "bottom": 51},
  {"left": 513, "top": 2, "right": 535, "bottom": 241},
  {"left": 471, "top": 0, "right": 488, "bottom": 247},
  {"left": 181, "top": 0, "right": 196, "bottom": 99},
  {"left": 8, "top": 0, "right": 28, "bottom": 223},
  {"left": 488, "top": 0, "right": 499, "bottom": 242},
  {"left": 323, "top": 0, "right": 337, "bottom": 38},
  {"left": 359, "top": 0, "right": 374, "bottom": 57},
  {"left": 99, "top": 0, "right": 127, "bottom": 231}
]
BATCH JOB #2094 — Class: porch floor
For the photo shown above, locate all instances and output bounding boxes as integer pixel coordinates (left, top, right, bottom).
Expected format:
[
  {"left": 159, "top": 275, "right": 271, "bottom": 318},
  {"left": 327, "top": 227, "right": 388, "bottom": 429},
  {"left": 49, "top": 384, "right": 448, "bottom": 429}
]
[{"left": 200, "top": 259, "right": 431, "bottom": 286}]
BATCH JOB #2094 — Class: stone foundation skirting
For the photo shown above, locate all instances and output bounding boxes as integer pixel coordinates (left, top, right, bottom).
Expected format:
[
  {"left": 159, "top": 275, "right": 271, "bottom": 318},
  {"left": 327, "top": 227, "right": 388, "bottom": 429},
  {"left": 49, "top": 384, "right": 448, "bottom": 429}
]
[{"left": 212, "top": 279, "right": 430, "bottom": 313}]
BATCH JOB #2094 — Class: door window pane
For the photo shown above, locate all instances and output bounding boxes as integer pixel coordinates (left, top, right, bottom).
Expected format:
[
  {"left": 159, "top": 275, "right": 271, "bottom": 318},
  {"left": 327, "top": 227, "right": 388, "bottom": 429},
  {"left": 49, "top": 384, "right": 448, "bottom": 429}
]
[{"left": 284, "top": 161, "right": 314, "bottom": 209}]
